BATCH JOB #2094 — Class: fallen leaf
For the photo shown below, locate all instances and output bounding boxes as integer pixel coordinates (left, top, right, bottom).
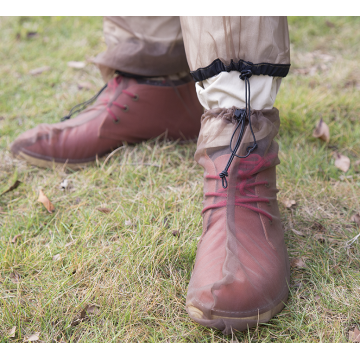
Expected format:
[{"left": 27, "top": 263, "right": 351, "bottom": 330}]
[
  {"left": 60, "top": 179, "right": 68, "bottom": 190},
  {"left": 67, "top": 61, "right": 86, "bottom": 69},
  {"left": 10, "top": 234, "right": 21, "bottom": 243},
  {"left": 8, "top": 326, "right": 16, "bottom": 338},
  {"left": 37, "top": 189, "right": 55, "bottom": 213},
  {"left": 172, "top": 230, "right": 180, "bottom": 237},
  {"left": 26, "top": 31, "right": 38, "bottom": 38},
  {"left": 334, "top": 152, "right": 350, "bottom": 172},
  {"left": 311, "top": 222, "right": 326, "bottom": 232},
  {"left": 351, "top": 213, "right": 360, "bottom": 226},
  {"left": 291, "top": 229, "right": 305, "bottom": 237},
  {"left": 1, "top": 180, "right": 22, "bottom": 196},
  {"left": 10, "top": 272, "right": 21, "bottom": 283},
  {"left": 333, "top": 265, "right": 341, "bottom": 274},
  {"left": 125, "top": 220, "right": 133, "bottom": 226},
  {"left": 97, "top": 207, "right": 111, "bottom": 214},
  {"left": 86, "top": 305, "right": 100, "bottom": 315},
  {"left": 24, "top": 332, "right": 40, "bottom": 342},
  {"left": 77, "top": 81, "right": 94, "bottom": 90},
  {"left": 53, "top": 254, "right": 61, "bottom": 261},
  {"left": 163, "top": 217, "right": 170, "bottom": 228},
  {"left": 282, "top": 199, "right": 296, "bottom": 209},
  {"left": 349, "top": 327, "right": 360, "bottom": 343},
  {"left": 312, "top": 117, "right": 330, "bottom": 142},
  {"left": 290, "top": 258, "right": 306, "bottom": 269},
  {"left": 29, "top": 66, "right": 50, "bottom": 76}
]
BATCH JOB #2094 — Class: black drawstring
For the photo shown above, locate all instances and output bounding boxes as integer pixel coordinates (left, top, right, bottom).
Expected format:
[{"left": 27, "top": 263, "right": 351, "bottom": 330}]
[
  {"left": 60, "top": 83, "right": 108, "bottom": 122},
  {"left": 219, "top": 69, "right": 258, "bottom": 189}
]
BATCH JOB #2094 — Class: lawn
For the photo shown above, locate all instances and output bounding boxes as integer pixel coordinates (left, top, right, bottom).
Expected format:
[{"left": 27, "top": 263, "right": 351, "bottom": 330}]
[{"left": 0, "top": 16, "right": 360, "bottom": 343}]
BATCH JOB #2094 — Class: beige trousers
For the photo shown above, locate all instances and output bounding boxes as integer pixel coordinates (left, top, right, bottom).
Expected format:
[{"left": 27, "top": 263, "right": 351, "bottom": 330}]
[{"left": 92, "top": 17, "right": 290, "bottom": 110}]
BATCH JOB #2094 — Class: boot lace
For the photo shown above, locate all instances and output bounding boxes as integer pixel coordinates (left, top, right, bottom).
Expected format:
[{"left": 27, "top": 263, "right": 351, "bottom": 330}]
[
  {"left": 61, "top": 71, "right": 138, "bottom": 123},
  {"left": 203, "top": 154, "right": 275, "bottom": 221}
]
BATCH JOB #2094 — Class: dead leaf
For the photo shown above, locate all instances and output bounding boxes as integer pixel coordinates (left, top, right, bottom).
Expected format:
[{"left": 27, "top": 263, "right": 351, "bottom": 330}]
[
  {"left": 10, "top": 234, "right": 21, "bottom": 244},
  {"left": 312, "top": 117, "right": 330, "bottom": 142},
  {"left": 24, "top": 332, "right": 40, "bottom": 342},
  {"left": 26, "top": 31, "right": 38, "bottom": 38},
  {"left": 53, "top": 254, "right": 61, "bottom": 261},
  {"left": 67, "top": 61, "right": 86, "bottom": 69},
  {"left": 8, "top": 326, "right": 16, "bottom": 338},
  {"left": 333, "top": 265, "right": 341, "bottom": 274},
  {"left": 351, "top": 213, "right": 360, "bottom": 226},
  {"left": 172, "top": 230, "right": 180, "bottom": 237},
  {"left": 97, "top": 207, "right": 111, "bottom": 214},
  {"left": 10, "top": 272, "right": 21, "bottom": 283},
  {"left": 77, "top": 81, "right": 94, "bottom": 90},
  {"left": 37, "top": 189, "right": 55, "bottom": 213},
  {"left": 1, "top": 180, "right": 22, "bottom": 196},
  {"left": 334, "top": 152, "right": 350, "bottom": 172},
  {"left": 86, "top": 305, "right": 100, "bottom": 315},
  {"left": 60, "top": 179, "right": 68, "bottom": 190},
  {"left": 125, "top": 220, "right": 133, "bottom": 226},
  {"left": 163, "top": 217, "right": 170, "bottom": 228},
  {"left": 29, "top": 66, "right": 50, "bottom": 76},
  {"left": 349, "top": 327, "right": 360, "bottom": 343},
  {"left": 291, "top": 229, "right": 305, "bottom": 237},
  {"left": 290, "top": 257, "right": 306, "bottom": 269},
  {"left": 282, "top": 199, "right": 296, "bottom": 209},
  {"left": 311, "top": 222, "right": 326, "bottom": 232}
]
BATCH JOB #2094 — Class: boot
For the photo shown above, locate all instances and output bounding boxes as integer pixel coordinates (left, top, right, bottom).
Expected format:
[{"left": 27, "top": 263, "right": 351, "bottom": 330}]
[
  {"left": 10, "top": 73, "right": 203, "bottom": 169},
  {"left": 186, "top": 106, "right": 290, "bottom": 334}
]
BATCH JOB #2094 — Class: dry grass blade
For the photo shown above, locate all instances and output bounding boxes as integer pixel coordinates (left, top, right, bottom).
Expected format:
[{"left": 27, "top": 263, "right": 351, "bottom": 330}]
[
  {"left": 10, "top": 272, "right": 21, "bottom": 283},
  {"left": 37, "top": 189, "right": 55, "bottom": 213}
]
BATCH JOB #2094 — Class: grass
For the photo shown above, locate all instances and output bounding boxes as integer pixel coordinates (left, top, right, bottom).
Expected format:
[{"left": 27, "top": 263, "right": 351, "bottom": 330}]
[{"left": 1, "top": 16, "right": 360, "bottom": 343}]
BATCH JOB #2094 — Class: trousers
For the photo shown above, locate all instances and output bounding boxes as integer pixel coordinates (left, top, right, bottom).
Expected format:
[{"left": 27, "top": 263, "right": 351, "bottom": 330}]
[{"left": 92, "top": 16, "right": 291, "bottom": 110}]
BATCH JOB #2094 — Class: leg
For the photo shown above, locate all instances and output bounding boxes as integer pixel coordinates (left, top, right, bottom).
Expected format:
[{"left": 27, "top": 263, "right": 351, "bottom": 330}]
[
  {"left": 11, "top": 17, "right": 203, "bottom": 169},
  {"left": 180, "top": 16, "right": 291, "bottom": 334}
]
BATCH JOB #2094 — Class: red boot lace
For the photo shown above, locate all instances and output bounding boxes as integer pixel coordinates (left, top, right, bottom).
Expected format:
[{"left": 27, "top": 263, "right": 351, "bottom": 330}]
[
  {"left": 100, "top": 77, "right": 138, "bottom": 123},
  {"left": 202, "top": 154, "right": 276, "bottom": 221}
]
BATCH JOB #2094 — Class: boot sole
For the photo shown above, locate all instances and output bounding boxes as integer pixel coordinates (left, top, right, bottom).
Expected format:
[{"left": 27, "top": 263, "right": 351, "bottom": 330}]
[
  {"left": 187, "top": 293, "right": 287, "bottom": 333},
  {"left": 17, "top": 151, "right": 94, "bottom": 170}
]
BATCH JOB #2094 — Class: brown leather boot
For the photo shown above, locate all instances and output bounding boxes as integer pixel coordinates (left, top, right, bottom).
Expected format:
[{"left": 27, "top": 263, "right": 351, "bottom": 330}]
[
  {"left": 10, "top": 73, "right": 203, "bottom": 169},
  {"left": 186, "top": 106, "right": 290, "bottom": 334}
]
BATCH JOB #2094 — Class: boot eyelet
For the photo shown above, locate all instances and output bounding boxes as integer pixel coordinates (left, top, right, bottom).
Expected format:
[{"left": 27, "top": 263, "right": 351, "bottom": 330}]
[
  {"left": 113, "top": 118, "right": 120, "bottom": 124},
  {"left": 132, "top": 94, "right": 139, "bottom": 101},
  {"left": 122, "top": 105, "right": 129, "bottom": 112}
]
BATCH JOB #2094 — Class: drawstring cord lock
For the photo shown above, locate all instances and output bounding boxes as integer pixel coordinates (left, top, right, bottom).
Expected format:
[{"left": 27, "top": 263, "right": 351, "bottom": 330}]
[{"left": 219, "top": 68, "right": 258, "bottom": 189}]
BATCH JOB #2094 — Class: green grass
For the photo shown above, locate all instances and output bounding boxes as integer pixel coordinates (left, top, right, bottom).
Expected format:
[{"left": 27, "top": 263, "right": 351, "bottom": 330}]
[{"left": 1, "top": 16, "right": 360, "bottom": 343}]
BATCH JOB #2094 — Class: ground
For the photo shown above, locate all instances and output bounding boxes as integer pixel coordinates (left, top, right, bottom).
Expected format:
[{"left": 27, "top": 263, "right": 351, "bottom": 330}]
[{"left": 0, "top": 16, "right": 360, "bottom": 343}]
